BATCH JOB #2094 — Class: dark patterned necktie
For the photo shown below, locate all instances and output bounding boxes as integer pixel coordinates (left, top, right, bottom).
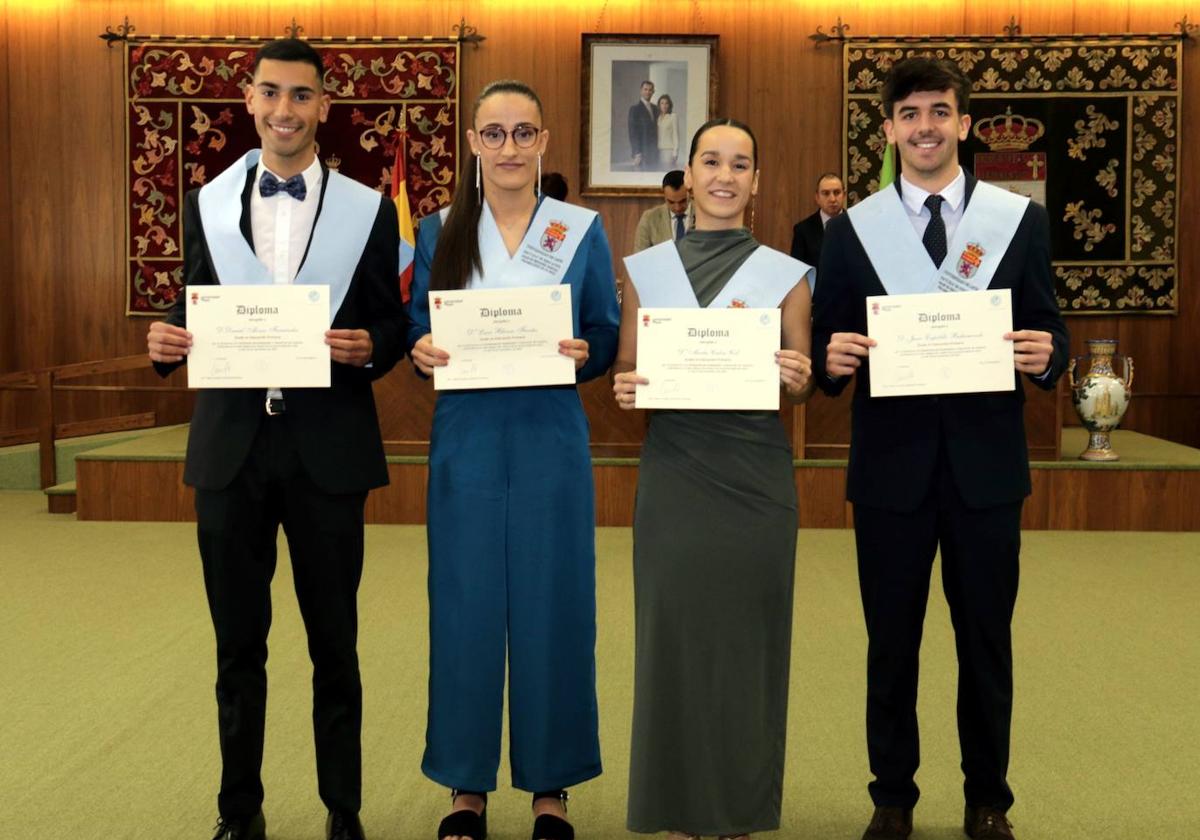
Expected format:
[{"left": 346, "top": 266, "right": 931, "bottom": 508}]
[
  {"left": 923, "top": 194, "right": 947, "bottom": 266},
  {"left": 674, "top": 213, "right": 686, "bottom": 241},
  {"left": 259, "top": 171, "right": 307, "bottom": 201}
]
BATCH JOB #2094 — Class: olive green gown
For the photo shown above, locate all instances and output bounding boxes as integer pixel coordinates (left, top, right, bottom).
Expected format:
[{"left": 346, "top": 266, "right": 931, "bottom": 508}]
[{"left": 627, "top": 228, "right": 799, "bottom": 836}]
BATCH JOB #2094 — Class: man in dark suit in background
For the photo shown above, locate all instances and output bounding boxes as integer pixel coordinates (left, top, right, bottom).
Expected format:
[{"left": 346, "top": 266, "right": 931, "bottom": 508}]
[
  {"left": 790, "top": 171, "right": 845, "bottom": 268},
  {"left": 146, "top": 38, "right": 405, "bottom": 840},
  {"left": 812, "top": 58, "right": 1068, "bottom": 840},
  {"left": 627, "top": 80, "right": 658, "bottom": 170}
]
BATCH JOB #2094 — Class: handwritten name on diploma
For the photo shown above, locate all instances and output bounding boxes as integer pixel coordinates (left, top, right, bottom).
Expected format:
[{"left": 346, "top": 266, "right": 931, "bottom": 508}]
[{"left": 866, "top": 288, "right": 1014, "bottom": 397}]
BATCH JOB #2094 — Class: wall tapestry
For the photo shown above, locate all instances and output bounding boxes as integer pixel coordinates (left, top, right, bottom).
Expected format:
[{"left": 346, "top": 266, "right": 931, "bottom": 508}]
[
  {"left": 843, "top": 37, "right": 1181, "bottom": 314},
  {"left": 125, "top": 38, "right": 459, "bottom": 314}
]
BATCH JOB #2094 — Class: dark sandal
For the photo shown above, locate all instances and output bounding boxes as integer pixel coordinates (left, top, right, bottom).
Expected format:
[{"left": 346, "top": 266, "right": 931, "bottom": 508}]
[
  {"left": 437, "top": 790, "right": 487, "bottom": 840},
  {"left": 531, "top": 790, "right": 573, "bottom": 840}
]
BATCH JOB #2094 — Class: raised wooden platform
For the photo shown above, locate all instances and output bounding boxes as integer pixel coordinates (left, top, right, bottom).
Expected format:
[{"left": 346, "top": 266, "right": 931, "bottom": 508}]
[{"left": 67, "top": 425, "right": 1200, "bottom": 531}]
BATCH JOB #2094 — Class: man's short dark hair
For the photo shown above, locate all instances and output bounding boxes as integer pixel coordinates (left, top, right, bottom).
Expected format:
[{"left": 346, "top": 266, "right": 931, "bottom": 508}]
[
  {"left": 662, "top": 170, "right": 685, "bottom": 190},
  {"left": 881, "top": 57, "right": 970, "bottom": 118},
  {"left": 252, "top": 38, "right": 326, "bottom": 85},
  {"left": 814, "top": 172, "right": 843, "bottom": 191},
  {"left": 641, "top": 80, "right": 654, "bottom": 88}
]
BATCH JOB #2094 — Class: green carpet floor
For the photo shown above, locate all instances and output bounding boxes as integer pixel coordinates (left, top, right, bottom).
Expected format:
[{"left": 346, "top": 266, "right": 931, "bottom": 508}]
[{"left": 1, "top": 490, "right": 1197, "bottom": 839}]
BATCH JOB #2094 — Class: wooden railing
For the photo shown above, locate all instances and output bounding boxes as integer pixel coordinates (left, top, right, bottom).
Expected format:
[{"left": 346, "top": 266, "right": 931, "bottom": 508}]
[{"left": 0, "top": 354, "right": 191, "bottom": 488}]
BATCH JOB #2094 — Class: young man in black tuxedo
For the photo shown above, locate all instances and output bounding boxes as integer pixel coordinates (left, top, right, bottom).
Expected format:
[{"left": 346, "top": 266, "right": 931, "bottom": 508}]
[
  {"left": 146, "top": 39, "right": 405, "bottom": 840},
  {"left": 812, "top": 57, "right": 1068, "bottom": 840}
]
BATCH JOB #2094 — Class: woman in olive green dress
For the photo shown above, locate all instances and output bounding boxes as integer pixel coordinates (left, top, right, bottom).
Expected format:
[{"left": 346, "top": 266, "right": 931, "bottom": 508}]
[{"left": 612, "top": 119, "right": 815, "bottom": 839}]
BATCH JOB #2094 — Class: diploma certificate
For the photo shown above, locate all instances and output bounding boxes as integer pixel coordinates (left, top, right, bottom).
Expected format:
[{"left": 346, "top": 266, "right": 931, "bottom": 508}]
[
  {"left": 866, "top": 288, "right": 1014, "bottom": 397},
  {"left": 429, "top": 285, "right": 575, "bottom": 390},
  {"left": 187, "top": 284, "right": 331, "bottom": 389},
  {"left": 635, "top": 308, "right": 781, "bottom": 410}
]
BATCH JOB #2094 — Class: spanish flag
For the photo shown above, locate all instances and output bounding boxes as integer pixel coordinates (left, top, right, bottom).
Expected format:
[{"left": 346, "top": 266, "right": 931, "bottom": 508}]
[{"left": 393, "top": 131, "right": 416, "bottom": 302}]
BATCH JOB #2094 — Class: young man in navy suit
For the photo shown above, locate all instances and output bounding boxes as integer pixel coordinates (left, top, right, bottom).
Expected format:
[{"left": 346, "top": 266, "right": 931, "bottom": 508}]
[
  {"left": 812, "top": 57, "right": 1068, "bottom": 840},
  {"left": 147, "top": 38, "right": 404, "bottom": 840}
]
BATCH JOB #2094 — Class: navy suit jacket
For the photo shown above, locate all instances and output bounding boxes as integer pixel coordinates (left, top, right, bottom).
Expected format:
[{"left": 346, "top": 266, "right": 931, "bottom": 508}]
[
  {"left": 154, "top": 163, "right": 406, "bottom": 493},
  {"left": 812, "top": 175, "right": 1069, "bottom": 512}
]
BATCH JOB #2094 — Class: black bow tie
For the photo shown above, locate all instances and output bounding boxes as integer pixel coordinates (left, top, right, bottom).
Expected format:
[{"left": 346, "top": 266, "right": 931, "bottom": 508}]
[{"left": 259, "top": 171, "right": 306, "bottom": 201}]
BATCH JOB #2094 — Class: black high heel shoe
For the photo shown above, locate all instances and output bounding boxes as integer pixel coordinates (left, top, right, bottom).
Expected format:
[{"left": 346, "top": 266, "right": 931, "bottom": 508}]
[
  {"left": 436, "top": 790, "right": 487, "bottom": 840},
  {"left": 530, "top": 790, "right": 573, "bottom": 840}
]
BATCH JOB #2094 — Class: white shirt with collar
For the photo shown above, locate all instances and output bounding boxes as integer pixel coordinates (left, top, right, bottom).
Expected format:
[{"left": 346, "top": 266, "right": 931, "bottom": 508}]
[
  {"left": 898, "top": 165, "right": 966, "bottom": 244},
  {"left": 820, "top": 209, "right": 837, "bottom": 227},
  {"left": 250, "top": 156, "right": 323, "bottom": 284},
  {"left": 250, "top": 155, "right": 322, "bottom": 400}
]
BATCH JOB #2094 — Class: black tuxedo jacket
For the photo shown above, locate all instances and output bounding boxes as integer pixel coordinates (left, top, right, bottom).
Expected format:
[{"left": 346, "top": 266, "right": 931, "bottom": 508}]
[
  {"left": 789, "top": 210, "right": 825, "bottom": 267},
  {"left": 154, "top": 163, "right": 406, "bottom": 494},
  {"left": 627, "top": 100, "right": 657, "bottom": 161},
  {"left": 812, "top": 175, "right": 1069, "bottom": 512}
]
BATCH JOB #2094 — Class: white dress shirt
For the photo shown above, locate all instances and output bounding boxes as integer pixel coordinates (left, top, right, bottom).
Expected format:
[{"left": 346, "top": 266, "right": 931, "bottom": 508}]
[
  {"left": 897, "top": 166, "right": 966, "bottom": 244},
  {"left": 251, "top": 156, "right": 322, "bottom": 399}
]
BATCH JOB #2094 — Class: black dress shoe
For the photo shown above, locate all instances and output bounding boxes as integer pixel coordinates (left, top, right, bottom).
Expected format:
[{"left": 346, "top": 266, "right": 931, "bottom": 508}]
[
  {"left": 326, "top": 810, "right": 366, "bottom": 840},
  {"left": 861, "top": 806, "right": 913, "bottom": 840},
  {"left": 211, "top": 811, "right": 266, "bottom": 840},
  {"left": 964, "top": 806, "right": 1015, "bottom": 839}
]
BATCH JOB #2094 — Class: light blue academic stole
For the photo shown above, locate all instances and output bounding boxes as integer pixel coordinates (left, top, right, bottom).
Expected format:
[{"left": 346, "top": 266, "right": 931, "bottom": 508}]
[
  {"left": 453, "top": 196, "right": 598, "bottom": 289},
  {"left": 845, "top": 178, "right": 1028, "bottom": 296},
  {"left": 197, "top": 149, "right": 381, "bottom": 324},
  {"left": 624, "top": 240, "right": 812, "bottom": 308}
]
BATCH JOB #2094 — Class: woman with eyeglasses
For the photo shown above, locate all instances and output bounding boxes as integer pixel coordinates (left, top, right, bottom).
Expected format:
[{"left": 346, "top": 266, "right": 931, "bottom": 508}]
[
  {"left": 613, "top": 118, "right": 815, "bottom": 840},
  {"left": 406, "top": 79, "right": 619, "bottom": 840}
]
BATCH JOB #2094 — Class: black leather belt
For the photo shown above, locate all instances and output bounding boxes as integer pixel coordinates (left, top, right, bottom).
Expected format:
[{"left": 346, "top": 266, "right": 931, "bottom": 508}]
[{"left": 265, "top": 397, "right": 287, "bottom": 416}]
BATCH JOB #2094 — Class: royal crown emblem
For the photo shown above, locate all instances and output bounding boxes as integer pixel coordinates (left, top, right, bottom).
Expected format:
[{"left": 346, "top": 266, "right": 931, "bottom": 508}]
[
  {"left": 972, "top": 107, "right": 1045, "bottom": 151},
  {"left": 958, "top": 242, "right": 986, "bottom": 279},
  {"left": 541, "top": 220, "right": 569, "bottom": 253},
  {"left": 973, "top": 107, "right": 1048, "bottom": 205},
  {"left": 324, "top": 152, "right": 342, "bottom": 171}
]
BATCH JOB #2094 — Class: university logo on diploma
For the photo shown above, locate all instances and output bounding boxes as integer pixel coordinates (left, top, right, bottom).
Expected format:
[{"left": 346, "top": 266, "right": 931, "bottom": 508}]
[{"left": 972, "top": 108, "right": 1047, "bottom": 206}]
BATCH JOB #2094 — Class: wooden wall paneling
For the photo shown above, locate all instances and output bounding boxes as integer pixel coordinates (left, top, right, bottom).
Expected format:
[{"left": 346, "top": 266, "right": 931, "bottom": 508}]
[
  {"left": 1046, "top": 468, "right": 1199, "bottom": 531},
  {"left": 1020, "top": 466, "right": 1053, "bottom": 530},
  {"left": 795, "top": 465, "right": 850, "bottom": 528},
  {"left": 75, "top": 458, "right": 193, "bottom": 520},
  {"left": 593, "top": 463, "right": 638, "bottom": 526},
  {"left": 364, "top": 462, "right": 429, "bottom": 524},
  {"left": 7, "top": 10, "right": 65, "bottom": 374},
  {"left": 0, "top": 0, "right": 13, "bottom": 378}
]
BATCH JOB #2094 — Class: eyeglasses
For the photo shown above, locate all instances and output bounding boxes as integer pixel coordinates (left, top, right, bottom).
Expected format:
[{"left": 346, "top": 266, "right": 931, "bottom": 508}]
[{"left": 477, "top": 123, "right": 542, "bottom": 149}]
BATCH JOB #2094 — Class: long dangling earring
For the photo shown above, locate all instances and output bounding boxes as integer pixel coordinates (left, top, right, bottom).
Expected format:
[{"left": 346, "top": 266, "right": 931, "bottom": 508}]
[
  {"left": 475, "top": 154, "right": 481, "bottom": 201},
  {"left": 536, "top": 153, "right": 543, "bottom": 199},
  {"left": 749, "top": 195, "right": 756, "bottom": 233}
]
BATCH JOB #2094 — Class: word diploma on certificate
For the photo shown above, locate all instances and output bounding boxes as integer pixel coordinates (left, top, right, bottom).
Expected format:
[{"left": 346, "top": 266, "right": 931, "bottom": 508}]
[
  {"left": 866, "top": 288, "right": 1015, "bottom": 398},
  {"left": 429, "top": 285, "right": 575, "bottom": 390},
  {"left": 187, "top": 284, "right": 331, "bottom": 389},
  {"left": 635, "top": 308, "right": 781, "bottom": 411}
]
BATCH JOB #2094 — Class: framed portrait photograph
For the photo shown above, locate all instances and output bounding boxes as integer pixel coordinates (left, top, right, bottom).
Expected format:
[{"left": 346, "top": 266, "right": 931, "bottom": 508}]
[{"left": 580, "top": 33, "right": 719, "bottom": 196}]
